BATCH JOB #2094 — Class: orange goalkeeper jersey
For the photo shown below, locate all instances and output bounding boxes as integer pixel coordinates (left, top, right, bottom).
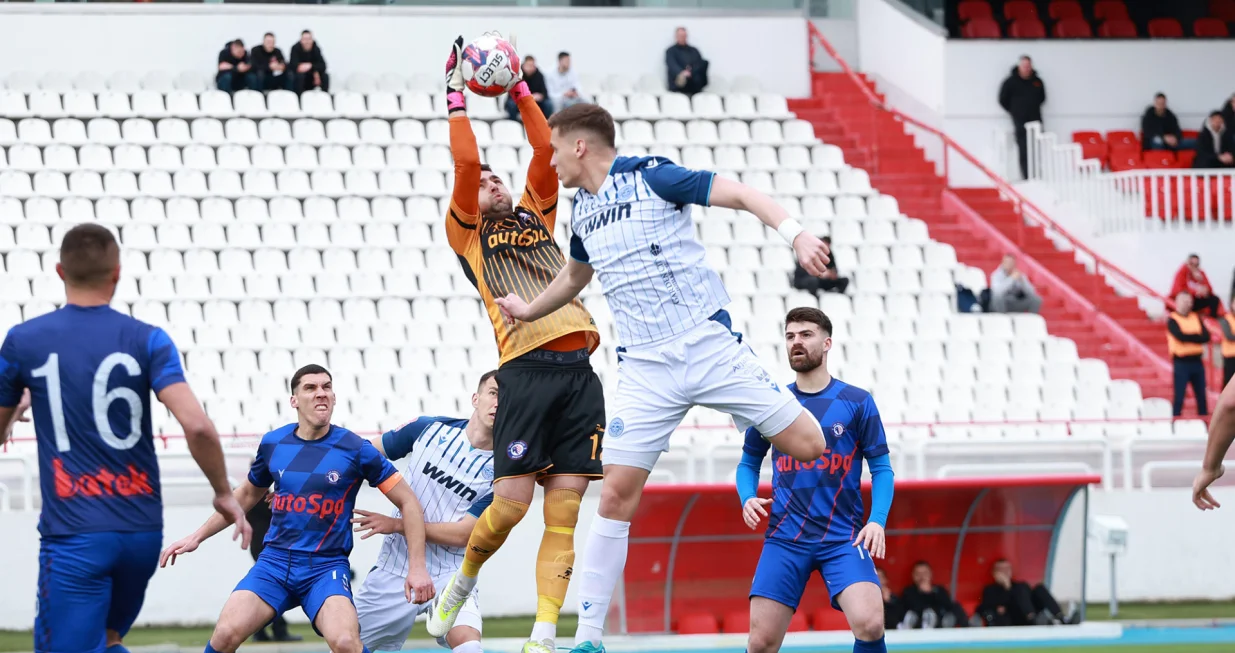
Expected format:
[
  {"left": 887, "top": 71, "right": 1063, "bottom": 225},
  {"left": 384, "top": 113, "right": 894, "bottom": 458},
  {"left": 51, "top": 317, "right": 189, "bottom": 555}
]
[{"left": 445, "top": 95, "right": 599, "bottom": 366}]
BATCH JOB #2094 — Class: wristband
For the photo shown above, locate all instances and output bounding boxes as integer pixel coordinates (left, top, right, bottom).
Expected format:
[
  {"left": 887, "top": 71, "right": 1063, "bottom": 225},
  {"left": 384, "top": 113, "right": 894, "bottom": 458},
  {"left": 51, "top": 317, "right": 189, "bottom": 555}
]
[
  {"left": 777, "top": 218, "right": 804, "bottom": 245},
  {"left": 446, "top": 91, "right": 466, "bottom": 112},
  {"left": 508, "top": 80, "right": 531, "bottom": 103}
]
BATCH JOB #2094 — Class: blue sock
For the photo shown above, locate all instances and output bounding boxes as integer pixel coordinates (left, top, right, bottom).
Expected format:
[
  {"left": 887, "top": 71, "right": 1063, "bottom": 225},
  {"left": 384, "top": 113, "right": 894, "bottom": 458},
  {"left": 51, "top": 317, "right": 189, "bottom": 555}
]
[
  {"left": 106, "top": 645, "right": 131, "bottom": 653},
  {"left": 854, "top": 636, "right": 886, "bottom": 653},
  {"left": 363, "top": 648, "right": 371, "bottom": 653},
  {"left": 204, "top": 642, "right": 220, "bottom": 653}
]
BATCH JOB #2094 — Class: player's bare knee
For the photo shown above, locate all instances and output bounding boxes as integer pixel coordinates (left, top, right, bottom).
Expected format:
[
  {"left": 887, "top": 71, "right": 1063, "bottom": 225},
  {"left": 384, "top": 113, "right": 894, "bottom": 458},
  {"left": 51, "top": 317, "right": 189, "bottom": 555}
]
[
  {"left": 851, "top": 611, "right": 884, "bottom": 641},
  {"left": 598, "top": 479, "right": 640, "bottom": 521},
  {"left": 209, "top": 624, "right": 245, "bottom": 653},
  {"left": 325, "top": 630, "right": 362, "bottom": 653},
  {"left": 746, "top": 627, "right": 782, "bottom": 653}
]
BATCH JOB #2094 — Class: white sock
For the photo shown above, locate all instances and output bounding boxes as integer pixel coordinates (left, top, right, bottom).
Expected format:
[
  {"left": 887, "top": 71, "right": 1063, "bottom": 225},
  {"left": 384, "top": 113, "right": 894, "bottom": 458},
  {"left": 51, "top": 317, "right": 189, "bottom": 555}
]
[
  {"left": 529, "top": 621, "right": 555, "bottom": 643},
  {"left": 452, "top": 641, "right": 483, "bottom": 653},
  {"left": 453, "top": 573, "right": 478, "bottom": 600},
  {"left": 574, "top": 516, "right": 630, "bottom": 646}
]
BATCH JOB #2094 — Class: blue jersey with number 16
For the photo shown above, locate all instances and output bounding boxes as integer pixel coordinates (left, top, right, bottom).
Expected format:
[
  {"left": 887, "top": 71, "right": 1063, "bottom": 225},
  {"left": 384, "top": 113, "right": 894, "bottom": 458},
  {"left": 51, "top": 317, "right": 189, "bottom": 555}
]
[{"left": 0, "top": 305, "right": 185, "bottom": 536}]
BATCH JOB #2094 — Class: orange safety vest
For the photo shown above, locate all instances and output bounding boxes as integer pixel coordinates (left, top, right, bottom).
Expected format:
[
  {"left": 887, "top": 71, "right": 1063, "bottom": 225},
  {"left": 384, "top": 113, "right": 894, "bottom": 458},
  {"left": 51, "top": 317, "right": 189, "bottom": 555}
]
[
  {"left": 1223, "top": 314, "right": 1235, "bottom": 358},
  {"left": 1167, "top": 311, "right": 1205, "bottom": 358}
]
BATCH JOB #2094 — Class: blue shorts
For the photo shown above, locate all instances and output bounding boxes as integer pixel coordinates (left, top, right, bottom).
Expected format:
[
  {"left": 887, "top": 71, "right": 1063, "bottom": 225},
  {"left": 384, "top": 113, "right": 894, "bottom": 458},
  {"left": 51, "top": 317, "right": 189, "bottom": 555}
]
[
  {"left": 750, "top": 538, "right": 879, "bottom": 611},
  {"left": 36, "top": 530, "right": 162, "bottom": 653},
  {"left": 235, "top": 547, "right": 353, "bottom": 629}
]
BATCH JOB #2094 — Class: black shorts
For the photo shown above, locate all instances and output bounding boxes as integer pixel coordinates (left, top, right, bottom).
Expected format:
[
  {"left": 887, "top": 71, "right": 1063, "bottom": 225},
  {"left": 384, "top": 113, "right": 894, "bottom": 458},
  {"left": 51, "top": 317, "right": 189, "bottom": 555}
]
[{"left": 493, "top": 349, "right": 606, "bottom": 481}]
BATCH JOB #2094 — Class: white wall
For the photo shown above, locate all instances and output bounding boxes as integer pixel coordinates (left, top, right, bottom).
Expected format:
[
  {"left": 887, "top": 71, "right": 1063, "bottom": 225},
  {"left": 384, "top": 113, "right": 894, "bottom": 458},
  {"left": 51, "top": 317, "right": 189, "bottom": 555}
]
[
  {"left": 811, "top": 19, "right": 859, "bottom": 73},
  {"left": 0, "top": 4, "right": 809, "bottom": 97},
  {"left": 856, "top": 0, "right": 946, "bottom": 117}
]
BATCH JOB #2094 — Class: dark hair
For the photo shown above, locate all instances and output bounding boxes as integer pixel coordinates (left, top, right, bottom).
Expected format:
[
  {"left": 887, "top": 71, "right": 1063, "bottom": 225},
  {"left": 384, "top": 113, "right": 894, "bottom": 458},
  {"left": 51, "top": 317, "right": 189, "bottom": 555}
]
[
  {"left": 477, "top": 370, "right": 498, "bottom": 391},
  {"left": 524, "top": 55, "right": 536, "bottom": 63},
  {"left": 1019, "top": 54, "right": 1031, "bottom": 62},
  {"left": 547, "top": 103, "right": 617, "bottom": 149},
  {"left": 290, "top": 364, "right": 332, "bottom": 393},
  {"left": 59, "top": 223, "right": 119, "bottom": 288},
  {"left": 302, "top": 30, "right": 312, "bottom": 36},
  {"left": 558, "top": 51, "right": 570, "bottom": 59},
  {"left": 1154, "top": 92, "right": 1166, "bottom": 100},
  {"left": 233, "top": 39, "right": 245, "bottom": 47},
  {"left": 480, "top": 163, "right": 492, "bottom": 173},
  {"left": 913, "top": 560, "right": 931, "bottom": 569},
  {"left": 1189, "top": 253, "right": 1200, "bottom": 259},
  {"left": 784, "top": 306, "right": 832, "bottom": 336},
  {"left": 264, "top": 32, "right": 275, "bottom": 39},
  {"left": 1211, "top": 110, "right": 1224, "bottom": 119}
]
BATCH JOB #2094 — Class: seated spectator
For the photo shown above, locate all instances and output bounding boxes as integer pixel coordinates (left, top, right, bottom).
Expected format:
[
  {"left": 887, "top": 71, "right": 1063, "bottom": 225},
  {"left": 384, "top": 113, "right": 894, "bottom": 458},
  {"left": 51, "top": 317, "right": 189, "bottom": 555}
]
[
  {"left": 505, "top": 55, "right": 552, "bottom": 121},
  {"left": 793, "top": 235, "right": 848, "bottom": 296},
  {"left": 216, "top": 39, "right": 257, "bottom": 93},
  {"left": 900, "top": 561, "right": 969, "bottom": 629},
  {"left": 545, "top": 51, "right": 588, "bottom": 113},
  {"left": 976, "top": 559, "right": 1076, "bottom": 627},
  {"left": 1142, "top": 93, "right": 1189, "bottom": 151},
  {"left": 289, "top": 29, "right": 329, "bottom": 94},
  {"left": 876, "top": 568, "right": 906, "bottom": 630},
  {"left": 990, "top": 255, "right": 1042, "bottom": 314},
  {"left": 1170, "top": 254, "right": 1223, "bottom": 317},
  {"left": 666, "top": 26, "right": 709, "bottom": 96},
  {"left": 251, "top": 32, "right": 293, "bottom": 92},
  {"left": 1194, "top": 111, "right": 1235, "bottom": 169}
]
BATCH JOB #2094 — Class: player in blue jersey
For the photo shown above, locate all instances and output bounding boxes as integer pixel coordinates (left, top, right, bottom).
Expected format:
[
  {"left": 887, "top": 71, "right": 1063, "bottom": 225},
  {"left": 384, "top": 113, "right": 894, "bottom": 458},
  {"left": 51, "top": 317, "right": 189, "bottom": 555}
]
[
  {"left": 0, "top": 224, "right": 250, "bottom": 653},
  {"left": 159, "top": 365, "right": 436, "bottom": 653},
  {"left": 738, "top": 307, "right": 894, "bottom": 653}
]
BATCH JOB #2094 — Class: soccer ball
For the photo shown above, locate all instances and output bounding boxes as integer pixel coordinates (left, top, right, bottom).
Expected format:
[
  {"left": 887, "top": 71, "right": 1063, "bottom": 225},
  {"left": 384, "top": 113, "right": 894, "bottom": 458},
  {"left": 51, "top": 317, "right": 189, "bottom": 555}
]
[{"left": 461, "top": 33, "right": 521, "bottom": 97}]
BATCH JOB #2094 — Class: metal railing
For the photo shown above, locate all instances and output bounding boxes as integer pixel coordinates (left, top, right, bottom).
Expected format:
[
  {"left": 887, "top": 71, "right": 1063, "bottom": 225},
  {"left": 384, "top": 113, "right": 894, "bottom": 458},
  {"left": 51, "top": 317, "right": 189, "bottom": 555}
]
[{"left": 1026, "top": 121, "right": 1235, "bottom": 234}]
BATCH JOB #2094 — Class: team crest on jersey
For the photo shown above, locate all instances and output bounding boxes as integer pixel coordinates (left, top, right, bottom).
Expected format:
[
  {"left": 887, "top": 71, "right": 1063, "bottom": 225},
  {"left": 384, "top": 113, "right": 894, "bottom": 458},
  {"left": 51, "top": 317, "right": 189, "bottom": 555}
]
[
  {"left": 481, "top": 464, "right": 495, "bottom": 480},
  {"left": 617, "top": 184, "right": 636, "bottom": 202},
  {"left": 507, "top": 440, "right": 529, "bottom": 460},
  {"left": 831, "top": 422, "right": 845, "bottom": 437},
  {"left": 325, "top": 470, "right": 341, "bottom": 484},
  {"left": 608, "top": 417, "right": 625, "bottom": 438}
]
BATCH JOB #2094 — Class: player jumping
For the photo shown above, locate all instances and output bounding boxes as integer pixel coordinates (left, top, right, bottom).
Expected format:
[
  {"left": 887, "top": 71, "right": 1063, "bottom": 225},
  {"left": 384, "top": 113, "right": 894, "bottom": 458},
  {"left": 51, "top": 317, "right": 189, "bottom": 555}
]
[
  {"left": 0, "top": 224, "right": 250, "bottom": 653},
  {"left": 352, "top": 371, "right": 499, "bottom": 653},
  {"left": 427, "top": 37, "right": 606, "bottom": 653},
  {"left": 491, "top": 102, "right": 832, "bottom": 652},
  {"left": 738, "top": 307, "right": 893, "bottom": 653},
  {"left": 159, "top": 364, "right": 435, "bottom": 653}
]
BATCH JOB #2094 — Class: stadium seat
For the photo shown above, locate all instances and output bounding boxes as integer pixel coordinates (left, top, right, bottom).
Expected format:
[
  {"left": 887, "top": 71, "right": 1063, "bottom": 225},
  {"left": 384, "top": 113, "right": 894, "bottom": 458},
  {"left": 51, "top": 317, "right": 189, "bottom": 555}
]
[
  {"left": 1212, "top": 0, "right": 1235, "bottom": 22},
  {"left": 1093, "top": 0, "right": 1129, "bottom": 21},
  {"left": 958, "top": 0, "right": 992, "bottom": 21},
  {"left": 1003, "top": 0, "right": 1038, "bottom": 21},
  {"left": 1053, "top": 17, "right": 1094, "bottom": 38},
  {"left": 1148, "top": 18, "right": 1185, "bottom": 38},
  {"left": 1142, "top": 150, "right": 1176, "bottom": 169},
  {"left": 1008, "top": 18, "right": 1047, "bottom": 38},
  {"left": 677, "top": 613, "right": 720, "bottom": 635},
  {"left": 1048, "top": 1, "right": 1083, "bottom": 20},
  {"left": 1194, "top": 17, "right": 1230, "bottom": 37},
  {"left": 1072, "top": 131, "right": 1107, "bottom": 162},
  {"left": 1099, "top": 18, "right": 1138, "bottom": 38},
  {"left": 1106, "top": 130, "right": 1140, "bottom": 152},
  {"left": 963, "top": 17, "right": 1003, "bottom": 38}
]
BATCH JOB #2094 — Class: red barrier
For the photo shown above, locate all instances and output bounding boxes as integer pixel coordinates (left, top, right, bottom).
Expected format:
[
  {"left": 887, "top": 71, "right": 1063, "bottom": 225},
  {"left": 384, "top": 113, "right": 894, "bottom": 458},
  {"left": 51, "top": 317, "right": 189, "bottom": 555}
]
[{"left": 618, "top": 476, "right": 1097, "bottom": 634}]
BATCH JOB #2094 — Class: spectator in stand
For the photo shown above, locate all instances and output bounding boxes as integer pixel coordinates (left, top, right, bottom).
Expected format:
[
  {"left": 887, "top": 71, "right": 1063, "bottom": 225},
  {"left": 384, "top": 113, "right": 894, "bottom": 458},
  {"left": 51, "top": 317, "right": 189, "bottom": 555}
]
[
  {"left": 793, "top": 235, "right": 849, "bottom": 296},
  {"left": 1142, "top": 93, "right": 1189, "bottom": 151},
  {"left": 289, "top": 29, "right": 329, "bottom": 94},
  {"left": 1168, "top": 292, "right": 1211, "bottom": 417},
  {"left": 251, "top": 32, "right": 292, "bottom": 92},
  {"left": 1194, "top": 111, "right": 1235, "bottom": 169},
  {"left": 1220, "top": 93, "right": 1235, "bottom": 132},
  {"left": 1222, "top": 293, "right": 1235, "bottom": 387},
  {"left": 216, "top": 39, "right": 257, "bottom": 93},
  {"left": 544, "top": 51, "right": 588, "bottom": 113},
  {"left": 1170, "top": 254, "right": 1223, "bottom": 317},
  {"left": 998, "top": 55, "right": 1046, "bottom": 180},
  {"left": 877, "top": 568, "right": 906, "bottom": 631},
  {"left": 900, "top": 561, "right": 969, "bottom": 629},
  {"left": 505, "top": 55, "right": 552, "bottom": 121},
  {"left": 976, "top": 559, "right": 1076, "bottom": 627},
  {"left": 990, "top": 255, "right": 1042, "bottom": 314},
  {"left": 666, "top": 26, "right": 709, "bottom": 97}
]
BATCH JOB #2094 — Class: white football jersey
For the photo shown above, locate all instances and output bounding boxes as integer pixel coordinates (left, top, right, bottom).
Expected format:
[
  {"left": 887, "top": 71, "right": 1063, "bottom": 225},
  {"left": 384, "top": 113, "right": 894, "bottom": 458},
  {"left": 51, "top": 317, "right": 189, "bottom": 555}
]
[
  {"left": 569, "top": 155, "right": 731, "bottom": 347},
  {"left": 372, "top": 416, "right": 494, "bottom": 580}
]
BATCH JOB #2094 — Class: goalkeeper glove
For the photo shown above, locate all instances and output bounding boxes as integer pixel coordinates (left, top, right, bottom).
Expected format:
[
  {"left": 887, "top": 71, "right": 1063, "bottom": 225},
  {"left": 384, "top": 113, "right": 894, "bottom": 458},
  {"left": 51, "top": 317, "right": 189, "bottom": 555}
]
[{"left": 445, "top": 35, "right": 466, "bottom": 112}]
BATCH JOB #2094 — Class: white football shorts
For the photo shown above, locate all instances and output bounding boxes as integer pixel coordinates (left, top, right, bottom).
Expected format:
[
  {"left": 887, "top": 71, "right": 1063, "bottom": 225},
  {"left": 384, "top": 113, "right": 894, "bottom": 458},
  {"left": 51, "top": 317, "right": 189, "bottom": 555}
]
[
  {"left": 603, "top": 317, "right": 806, "bottom": 471},
  {"left": 356, "top": 569, "right": 483, "bottom": 651}
]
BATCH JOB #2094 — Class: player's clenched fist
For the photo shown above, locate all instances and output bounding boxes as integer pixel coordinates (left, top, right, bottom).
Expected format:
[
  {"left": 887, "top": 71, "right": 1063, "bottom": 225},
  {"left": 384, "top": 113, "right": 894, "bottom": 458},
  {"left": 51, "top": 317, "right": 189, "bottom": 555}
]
[
  {"left": 792, "top": 232, "right": 832, "bottom": 278},
  {"left": 853, "top": 522, "right": 886, "bottom": 560},
  {"left": 405, "top": 567, "right": 436, "bottom": 605},
  {"left": 742, "top": 497, "right": 773, "bottom": 530}
]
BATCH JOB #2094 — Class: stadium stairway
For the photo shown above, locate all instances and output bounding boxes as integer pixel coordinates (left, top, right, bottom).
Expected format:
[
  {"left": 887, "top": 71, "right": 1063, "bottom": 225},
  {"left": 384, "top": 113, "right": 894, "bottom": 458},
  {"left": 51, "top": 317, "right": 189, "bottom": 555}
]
[{"left": 789, "top": 71, "right": 1199, "bottom": 412}]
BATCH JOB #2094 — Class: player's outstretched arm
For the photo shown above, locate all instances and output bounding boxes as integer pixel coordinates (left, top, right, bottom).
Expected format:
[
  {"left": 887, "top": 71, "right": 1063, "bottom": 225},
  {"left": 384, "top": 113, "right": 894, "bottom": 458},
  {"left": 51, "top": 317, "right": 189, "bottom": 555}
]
[
  {"left": 494, "top": 257, "right": 593, "bottom": 324},
  {"left": 512, "top": 81, "right": 559, "bottom": 221},
  {"left": 352, "top": 511, "right": 477, "bottom": 549},
  {"left": 159, "top": 479, "right": 268, "bottom": 567},
  {"left": 385, "top": 480, "right": 436, "bottom": 604},
  {"left": 708, "top": 175, "right": 831, "bottom": 277},
  {"left": 159, "top": 382, "right": 251, "bottom": 544},
  {"left": 1195, "top": 377, "right": 1235, "bottom": 510}
]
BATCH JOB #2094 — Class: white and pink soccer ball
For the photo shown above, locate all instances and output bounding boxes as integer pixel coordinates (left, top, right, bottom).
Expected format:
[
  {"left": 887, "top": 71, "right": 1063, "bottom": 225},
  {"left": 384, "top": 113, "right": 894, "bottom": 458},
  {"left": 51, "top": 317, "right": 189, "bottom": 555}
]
[{"left": 461, "top": 33, "right": 521, "bottom": 98}]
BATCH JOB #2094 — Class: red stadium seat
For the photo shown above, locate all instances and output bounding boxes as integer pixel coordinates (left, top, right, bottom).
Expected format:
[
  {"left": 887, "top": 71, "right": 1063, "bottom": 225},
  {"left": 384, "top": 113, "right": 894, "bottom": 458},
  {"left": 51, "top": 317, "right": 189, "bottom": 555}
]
[
  {"left": 1048, "top": 1, "right": 1084, "bottom": 20},
  {"left": 677, "top": 613, "right": 720, "bottom": 635},
  {"left": 1184, "top": 130, "right": 1201, "bottom": 140},
  {"left": 1106, "top": 130, "right": 1141, "bottom": 152},
  {"left": 1148, "top": 18, "right": 1185, "bottom": 38},
  {"left": 721, "top": 611, "right": 749, "bottom": 634},
  {"left": 1053, "top": 17, "right": 1094, "bottom": 37},
  {"left": 787, "top": 612, "right": 810, "bottom": 632},
  {"left": 963, "top": 17, "right": 1004, "bottom": 38},
  {"left": 1099, "top": 18, "right": 1138, "bottom": 37},
  {"left": 1108, "top": 151, "right": 1141, "bottom": 171},
  {"left": 1142, "top": 150, "right": 1177, "bottom": 168},
  {"left": 1212, "top": 0, "right": 1235, "bottom": 22},
  {"left": 1094, "top": 0, "right": 1129, "bottom": 21},
  {"left": 812, "top": 607, "right": 851, "bottom": 631},
  {"left": 1072, "top": 131, "right": 1108, "bottom": 162},
  {"left": 958, "top": 0, "right": 993, "bottom": 22},
  {"left": 1009, "top": 18, "right": 1048, "bottom": 38},
  {"left": 1003, "top": 0, "right": 1039, "bottom": 21},
  {"left": 1194, "top": 17, "right": 1231, "bottom": 37},
  {"left": 1178, "top": 150, "right": 1197, "bottom": 168}
]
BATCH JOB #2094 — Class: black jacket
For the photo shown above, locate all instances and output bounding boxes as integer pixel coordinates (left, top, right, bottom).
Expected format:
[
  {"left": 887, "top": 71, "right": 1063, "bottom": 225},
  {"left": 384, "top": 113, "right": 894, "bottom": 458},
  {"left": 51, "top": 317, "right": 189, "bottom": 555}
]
[
  {"left": 902, "top": 584, "right": 958, "bottom": 619},
  {"left": 216, "top": 46, "right": 250, "bottom": 81},
  {"left": 289, "top": 42, "right": 328, "bottom": 74},
  {"left": 1221, "top": 99, "right": 1235, "bottom": 132},
  {"left": 251, "top": 45, "right": 286, "bottom": 74},
  {"left": 523, "top": 69, "right": 549, "bottom": 99},
  {"left": 1141, "top": 107, "right": 1182, "bottom": 146},
  {"left": 1194, "top": 124, "right": 1235, "bottom": 169},
  {"left": 998, "top": 67, "right": 1046, "bottom": 124},
  {"left": 666, "top": 44, "right": 706, "bottom": 86}
]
